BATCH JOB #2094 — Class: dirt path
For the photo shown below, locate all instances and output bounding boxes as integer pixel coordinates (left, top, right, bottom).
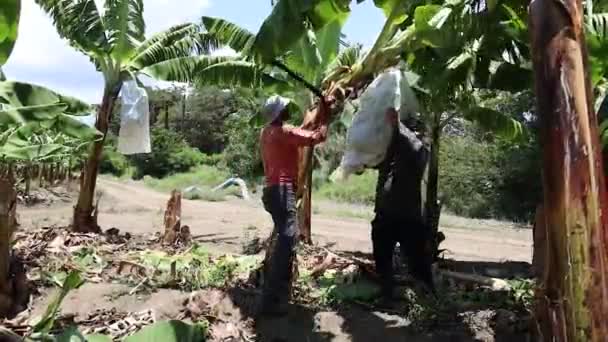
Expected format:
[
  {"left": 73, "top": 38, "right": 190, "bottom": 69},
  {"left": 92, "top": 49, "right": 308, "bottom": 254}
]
[{"left": 21, "top": 177, "right": 532, "bottom": 263}]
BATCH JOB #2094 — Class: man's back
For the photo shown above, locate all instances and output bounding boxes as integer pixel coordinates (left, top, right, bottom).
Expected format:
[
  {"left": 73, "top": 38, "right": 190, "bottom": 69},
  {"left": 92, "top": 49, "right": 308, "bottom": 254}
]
[
  {"left": 375, "top": 123, "right": 429, "bottom": 221},
  {"left": 260, "top": 124, "right": 321, "bottom": 186}
]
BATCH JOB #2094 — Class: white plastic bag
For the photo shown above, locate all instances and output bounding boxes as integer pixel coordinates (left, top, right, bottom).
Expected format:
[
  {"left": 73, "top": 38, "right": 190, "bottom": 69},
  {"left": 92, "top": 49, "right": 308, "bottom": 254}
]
[
  {"left": 118, "top": 80, "right": 151, "bottom": 155},
  {"left": 337, "top": 69, "right": 419, "bottom": 179}
]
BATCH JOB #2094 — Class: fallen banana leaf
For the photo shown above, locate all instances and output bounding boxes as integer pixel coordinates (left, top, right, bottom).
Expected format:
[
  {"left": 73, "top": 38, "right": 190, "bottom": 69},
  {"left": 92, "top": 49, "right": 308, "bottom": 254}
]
[
  {"left": 123, "top": 320, "right": 207, "bottom": 342},
  {"left": 32, "top": 271, "right": 85, "bottom": 334}
]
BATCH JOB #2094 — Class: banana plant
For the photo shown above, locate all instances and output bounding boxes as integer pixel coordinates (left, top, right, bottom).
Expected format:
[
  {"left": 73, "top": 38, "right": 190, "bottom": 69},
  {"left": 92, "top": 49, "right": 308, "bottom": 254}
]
[
  {"left": 1, "top": 123, "right": 94, "bottom": 196},
  {"left": 34, "top": 0, "right": 222, "bottom": 233},
  {"left": 0, "top": 0, "right": 20, "bottom": 68},
  {"left": 389, "top": 0, "right": 531, "bottom": 241},
  {"left": 0, "top": 0, "right": 101, "bottom": 319}
]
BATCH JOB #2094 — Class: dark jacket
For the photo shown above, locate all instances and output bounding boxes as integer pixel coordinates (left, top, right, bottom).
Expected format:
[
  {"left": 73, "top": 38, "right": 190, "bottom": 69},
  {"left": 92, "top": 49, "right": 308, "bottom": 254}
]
[{"left": 374, "top": 122, "right": 429, "bottom": 222}]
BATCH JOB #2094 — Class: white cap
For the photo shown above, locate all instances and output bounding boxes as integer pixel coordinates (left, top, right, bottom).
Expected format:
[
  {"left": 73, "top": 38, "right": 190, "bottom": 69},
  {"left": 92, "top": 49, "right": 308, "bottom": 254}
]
[{"left": 262, "top": 95, "right": 291, "bottom": 123}]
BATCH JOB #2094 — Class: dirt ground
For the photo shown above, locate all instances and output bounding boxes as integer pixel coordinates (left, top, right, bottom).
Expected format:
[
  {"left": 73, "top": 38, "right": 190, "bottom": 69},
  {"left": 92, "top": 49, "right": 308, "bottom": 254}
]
[
  {"left": 17, "top": 177, "right": 534, "bottom": 341},
  {"left": 21, "top": 177, "right": 532, "bottom": 263}
]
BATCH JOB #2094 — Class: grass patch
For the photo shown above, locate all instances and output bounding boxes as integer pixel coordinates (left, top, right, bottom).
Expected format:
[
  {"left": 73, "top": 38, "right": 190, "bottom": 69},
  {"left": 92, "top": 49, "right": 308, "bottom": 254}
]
[
  {"left": 439, "top": 213, "right": 524, "bottom": 231},
  {"left": 314, "top": 205, "right": 374, "bottom": 220},
  {"left": 317, "top": 170, "right": 377, "bottom": 205},
  {"left": 312, "top": 193, "right": 375, "bottom": 221},
  {"left": 143, "top": 165, "right": 251, "bottom": 202},
  {"left": 330, "top": 208, "right": 374, "bottom": 220},
  {"left": 182, "top": 188, "right": 228, "bottom": 202},
  {"left": 143, "top": 165, "right": 230, "bottom": 194}
]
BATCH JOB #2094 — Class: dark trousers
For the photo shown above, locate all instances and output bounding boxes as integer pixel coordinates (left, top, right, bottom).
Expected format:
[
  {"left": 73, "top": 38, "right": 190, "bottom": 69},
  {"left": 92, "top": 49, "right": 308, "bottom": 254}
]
[
  {"left": 261, "top": 184, "right": 298, "bottom": 307},
  {"left": 371, "top": 213, "right": 434, "bottom": 295}
]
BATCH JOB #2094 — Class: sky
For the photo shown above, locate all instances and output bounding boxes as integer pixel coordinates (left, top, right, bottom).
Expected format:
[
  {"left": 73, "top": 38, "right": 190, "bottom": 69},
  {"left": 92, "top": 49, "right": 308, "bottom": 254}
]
[{"left": 3, "top": 0, "right": 385, "bottom": 104}]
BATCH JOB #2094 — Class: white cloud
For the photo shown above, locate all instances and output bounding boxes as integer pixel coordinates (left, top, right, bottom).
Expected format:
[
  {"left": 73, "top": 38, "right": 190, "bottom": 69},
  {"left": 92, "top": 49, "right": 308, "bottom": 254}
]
[
  {"left": 3, "top": 0, "right": 212, "bottom": 104},
  {"left": 143, "top": 0, "right": 211, "bottom": 34}
]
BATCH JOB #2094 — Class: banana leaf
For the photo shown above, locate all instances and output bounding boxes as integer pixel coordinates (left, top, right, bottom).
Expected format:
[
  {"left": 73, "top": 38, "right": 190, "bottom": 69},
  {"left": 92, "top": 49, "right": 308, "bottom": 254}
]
[
  {"left": 0, "top": 0, "right": 20, "bottom": 65},
  {"left": 0, "top": 81, "right": 91, "bottom": 115}
]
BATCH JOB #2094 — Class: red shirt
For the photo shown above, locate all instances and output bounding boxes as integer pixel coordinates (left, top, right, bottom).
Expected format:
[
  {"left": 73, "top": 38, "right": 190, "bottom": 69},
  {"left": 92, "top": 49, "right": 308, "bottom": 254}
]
[{"left": 260, "top": 124, "right": 322, "bottom": 186}]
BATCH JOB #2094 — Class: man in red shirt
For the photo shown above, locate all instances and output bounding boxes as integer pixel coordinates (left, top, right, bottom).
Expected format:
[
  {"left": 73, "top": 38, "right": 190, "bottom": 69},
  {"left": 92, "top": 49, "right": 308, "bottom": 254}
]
[{"left": 259, "top": 95, "right": 328, "bottom": 316}]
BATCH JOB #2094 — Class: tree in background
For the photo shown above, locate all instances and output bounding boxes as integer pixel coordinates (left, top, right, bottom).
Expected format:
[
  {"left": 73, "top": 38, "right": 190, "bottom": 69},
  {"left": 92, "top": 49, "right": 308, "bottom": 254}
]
[
  {"left": 0, "top": 0, "right": 100, "bottom": 317},
  {"left": 129, "top": 127, "right": 203, "bottom": 179},
  {"left": 145, "top": 86, "right": 183, "bottom": 130},
  {"left": 183, "top": 87, "right": 261, "bottom": 155}
]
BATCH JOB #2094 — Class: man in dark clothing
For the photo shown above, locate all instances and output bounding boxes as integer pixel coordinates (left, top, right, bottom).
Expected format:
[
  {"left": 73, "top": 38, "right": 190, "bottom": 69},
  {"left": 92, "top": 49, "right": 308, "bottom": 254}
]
[{"left": 372, "top": 109, "right": 434, "bottom": 298}]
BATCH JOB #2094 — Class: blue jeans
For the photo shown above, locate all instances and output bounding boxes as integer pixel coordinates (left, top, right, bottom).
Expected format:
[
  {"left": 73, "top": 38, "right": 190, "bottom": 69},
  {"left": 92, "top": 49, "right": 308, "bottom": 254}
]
[{"left": 261, "top": 184, "right": 298, "bottom": 310}]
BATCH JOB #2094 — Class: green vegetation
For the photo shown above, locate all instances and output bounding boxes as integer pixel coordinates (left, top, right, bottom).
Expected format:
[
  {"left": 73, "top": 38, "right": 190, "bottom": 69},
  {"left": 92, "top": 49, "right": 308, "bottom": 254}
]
[
  {"left": 99, "top": 135, "right": 132, "bottom": 177},
  {"left": 142, "top": 165, "right": 229, "bottom": 193},
  {"left": 439, "top": 129, "right": 541, "bottom": 221},
  {"left": 440, "top": 134, "right": 502, "bottom": 218},
  {"left": 127, "top": 245, "right": 262, "bottom": 291},
  {"left": 130, "top": 128, "right": 204, "bottom": 179},
  {"left": 297, "top": 268, "right": 381, "bottom": 306},
  {"left": 316, "top": 170, "right": 377, "bottom": 205},
  {"left": 222, "top": 112, "right": 264, "bottom": 179}
]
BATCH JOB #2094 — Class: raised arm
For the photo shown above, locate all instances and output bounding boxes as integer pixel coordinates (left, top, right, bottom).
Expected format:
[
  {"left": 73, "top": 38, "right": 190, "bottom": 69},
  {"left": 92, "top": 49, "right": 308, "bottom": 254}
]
[{"left": 283, "top": 126, "right": 326, "bottom": 146}]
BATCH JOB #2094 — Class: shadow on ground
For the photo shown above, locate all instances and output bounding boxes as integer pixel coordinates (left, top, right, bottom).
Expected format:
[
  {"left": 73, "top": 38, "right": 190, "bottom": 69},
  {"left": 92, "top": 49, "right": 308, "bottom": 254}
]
[
  {"left": 222, "top": 251, "right": 536, "bottom": 342},
  {"left": 224, "top": 286, "right": 484, "bottom": 341}
]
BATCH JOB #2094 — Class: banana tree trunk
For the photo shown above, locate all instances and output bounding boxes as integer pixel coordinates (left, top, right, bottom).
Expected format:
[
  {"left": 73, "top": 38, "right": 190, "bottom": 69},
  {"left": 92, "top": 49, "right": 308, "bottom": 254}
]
[
  {"left": 0, "top": 174, "right": 17, "bottom": 317},
  {"left": 43, "top": 165, "right": 49, "bottom": 184},
  {"left": 297, "top": 146, "right": 314, "bottom": 244},
  {"left": 529, "top": 0, "right": 608, "bottom": 340},
  {"left": 152, "top": 104, "right": 159, "bottom": 126},
  {"left": 296, "top": 96, "right": 333, "bottom": 245},
  {"left": 73, "top": 84, "right": 122, "bottom": 233},
  {"left": 425, "top": 114, "right": 443, "bottom": 259},
  {"left": 52, "top": 164, "right": 56, "bottom": 185},
  {"left": 181, "top": 92, "right": 187, "bottom": 133},
  {"left": 38, "top": 165, "right": 43, "bottom": 188},
  {"left": 164, "top": 103, "right": 169, "bottom": 130},
  {"left": 295, "top": 94, "right": 317, "bottom": 245},
  {"left": 23, "top": 165, "right": 30, "bottom": 197}
]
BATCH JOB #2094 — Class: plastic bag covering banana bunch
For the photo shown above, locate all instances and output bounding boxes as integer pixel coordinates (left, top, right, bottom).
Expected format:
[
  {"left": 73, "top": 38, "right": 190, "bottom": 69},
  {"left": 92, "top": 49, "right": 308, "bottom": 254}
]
[
  {"left": 332, "top": 68, "right": 419, "bottom": 181},
  {"left": 118, "top": 80, "right": 151, "bottom": 154}
]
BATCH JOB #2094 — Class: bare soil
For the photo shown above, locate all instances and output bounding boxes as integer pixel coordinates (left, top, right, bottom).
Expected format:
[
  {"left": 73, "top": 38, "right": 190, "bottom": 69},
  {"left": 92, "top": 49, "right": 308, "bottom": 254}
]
[
  {"left": 17, "top": 177, "right": 534, "bottom": 341},
  {"left": 21, "top": 178, "right": 532, "bottom": 262}
]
